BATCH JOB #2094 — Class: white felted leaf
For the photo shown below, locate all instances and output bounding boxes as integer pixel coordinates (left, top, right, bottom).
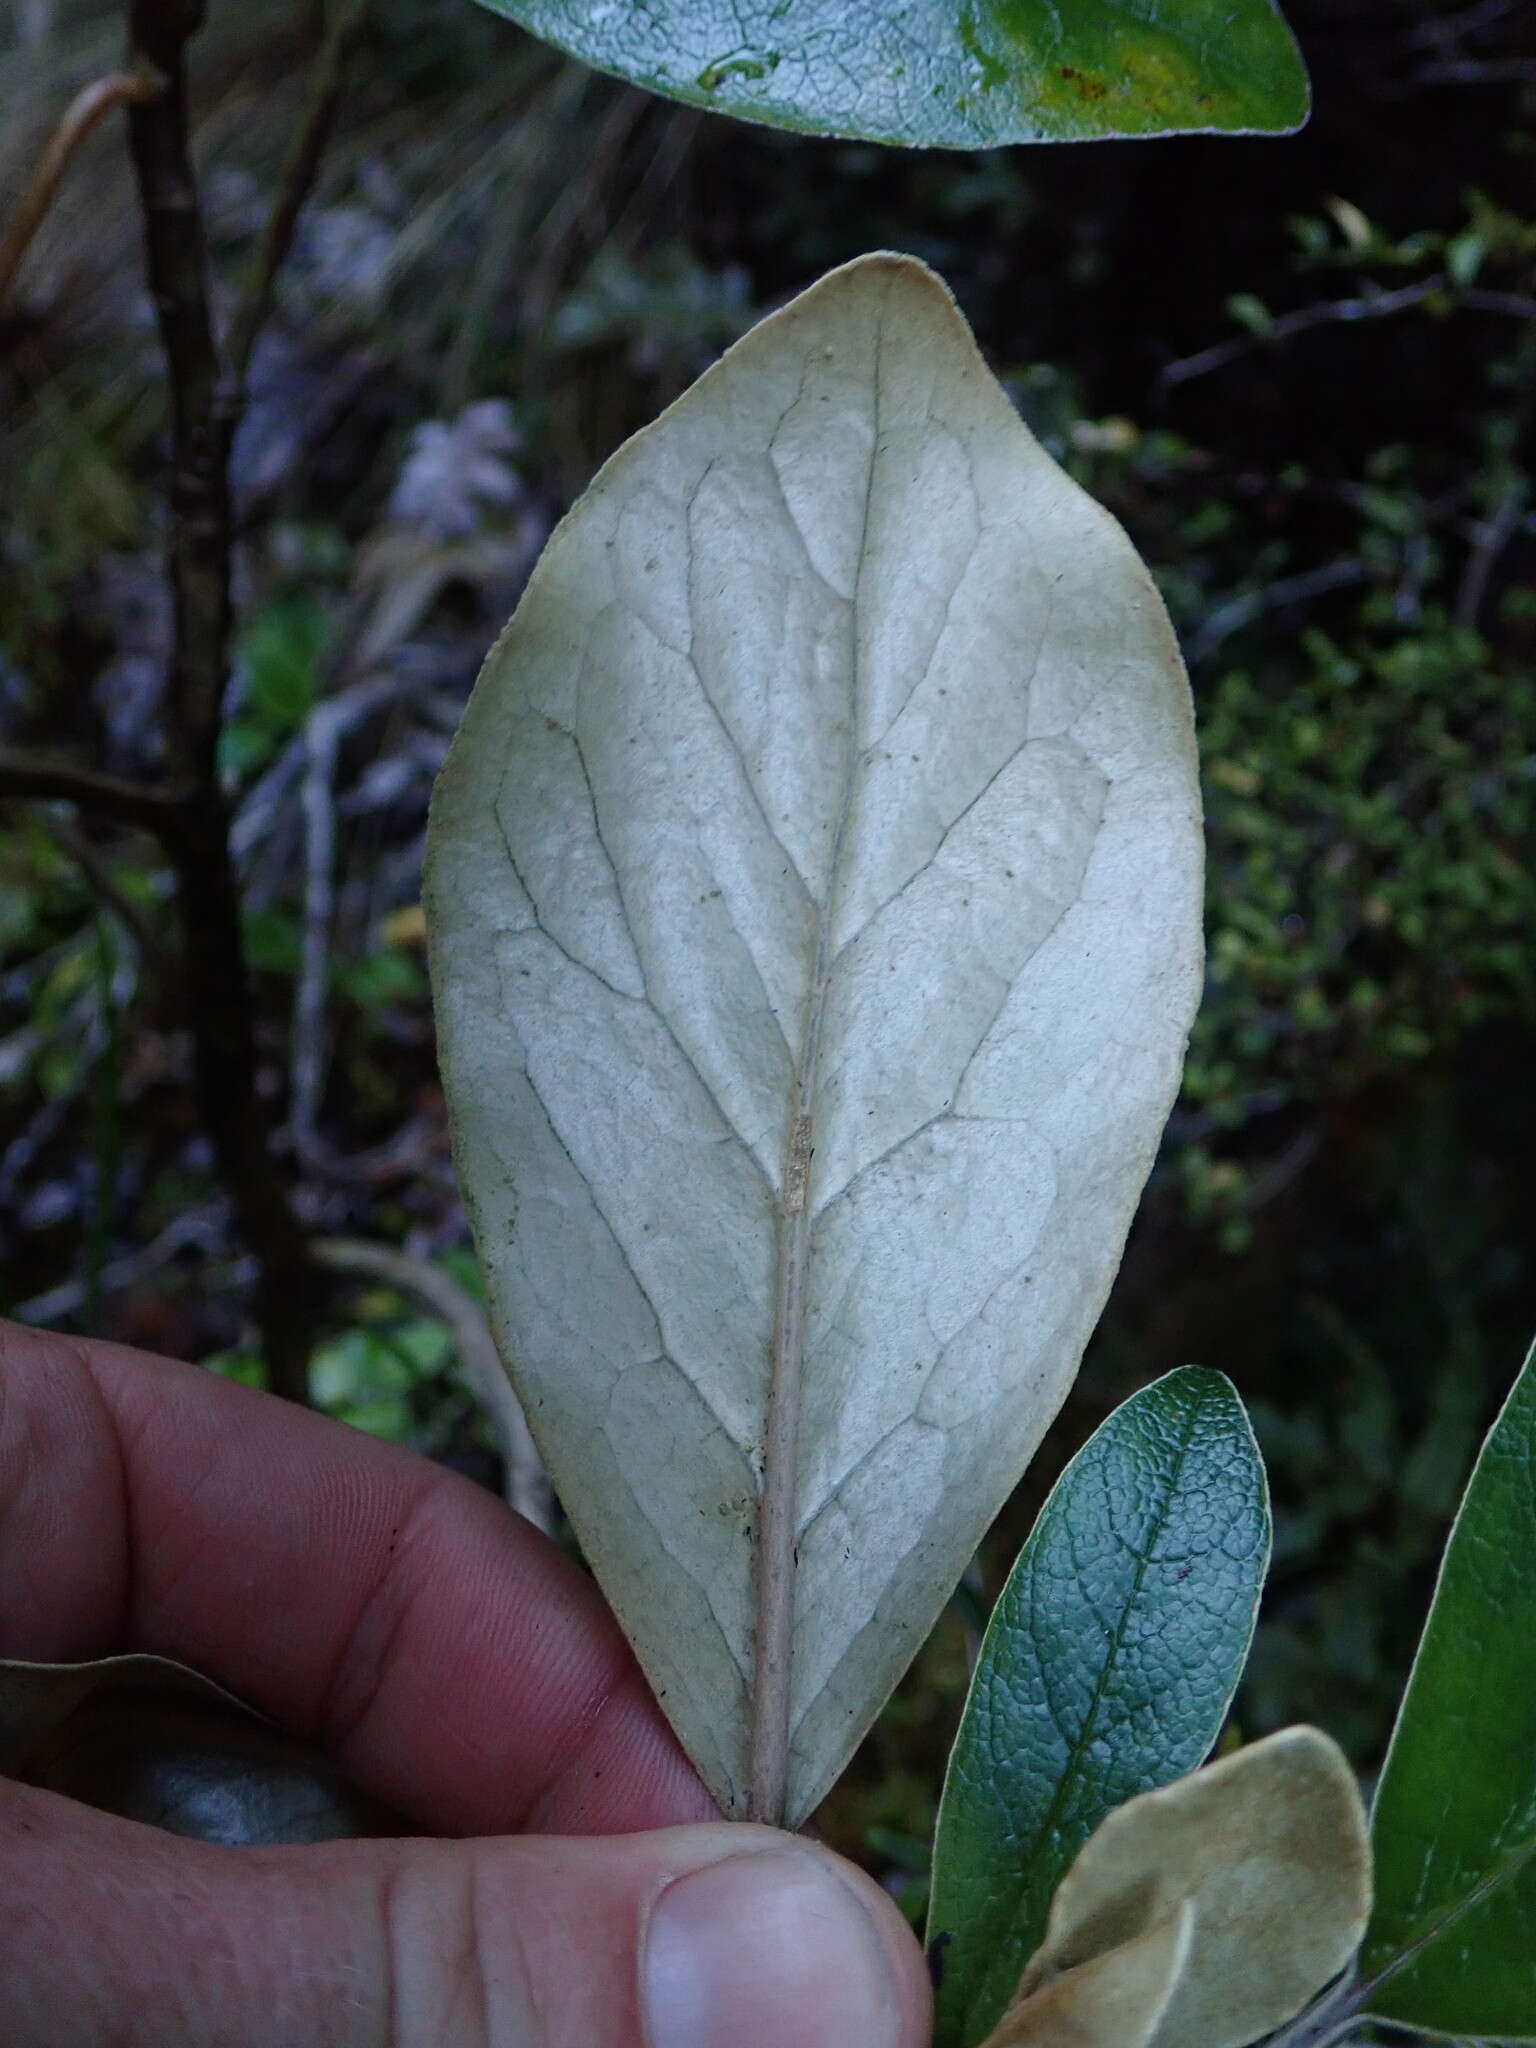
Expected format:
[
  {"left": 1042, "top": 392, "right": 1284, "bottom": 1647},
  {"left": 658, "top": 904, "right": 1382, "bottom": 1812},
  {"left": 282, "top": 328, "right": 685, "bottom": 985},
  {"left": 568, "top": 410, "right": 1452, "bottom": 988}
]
[{"left": 425, "top": 253, "right": 1203, "bottom": 1823}]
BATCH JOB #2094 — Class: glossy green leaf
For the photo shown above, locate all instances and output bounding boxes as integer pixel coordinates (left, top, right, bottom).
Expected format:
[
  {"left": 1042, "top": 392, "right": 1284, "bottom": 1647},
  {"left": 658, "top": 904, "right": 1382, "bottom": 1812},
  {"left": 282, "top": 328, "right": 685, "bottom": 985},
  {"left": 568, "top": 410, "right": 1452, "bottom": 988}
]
[
  {"left": 929, "top": 1368, "right": 1269, "bottom": 2048},
  {"left": 472, "top": 0, "right": 1309, "bottom": 147},
  {"left": 1362, "top": 1336, "right": 1536, "bottom": 2038}
]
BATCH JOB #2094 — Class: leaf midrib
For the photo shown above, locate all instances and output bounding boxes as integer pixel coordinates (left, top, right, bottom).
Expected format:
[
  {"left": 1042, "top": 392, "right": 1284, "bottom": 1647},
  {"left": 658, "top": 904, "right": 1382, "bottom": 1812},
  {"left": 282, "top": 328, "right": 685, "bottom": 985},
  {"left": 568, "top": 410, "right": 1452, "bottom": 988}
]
[
  {"left": 746, "top": 287, "right": 888, "bottom": 1826},
  {"left": 963, "top": 1386, "right": 1208, "bottom": 2043},
  {"left": 1367, "top": 1828, "right": 1536, "bottom": 2014}
]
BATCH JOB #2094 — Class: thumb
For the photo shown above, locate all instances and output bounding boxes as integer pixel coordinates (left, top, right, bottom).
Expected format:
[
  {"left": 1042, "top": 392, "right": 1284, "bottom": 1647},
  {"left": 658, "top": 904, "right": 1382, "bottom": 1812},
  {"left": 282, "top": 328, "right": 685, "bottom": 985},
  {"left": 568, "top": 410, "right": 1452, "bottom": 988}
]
[{"left": 1, "top": 1781, "right": 932, "bottom": 2047}]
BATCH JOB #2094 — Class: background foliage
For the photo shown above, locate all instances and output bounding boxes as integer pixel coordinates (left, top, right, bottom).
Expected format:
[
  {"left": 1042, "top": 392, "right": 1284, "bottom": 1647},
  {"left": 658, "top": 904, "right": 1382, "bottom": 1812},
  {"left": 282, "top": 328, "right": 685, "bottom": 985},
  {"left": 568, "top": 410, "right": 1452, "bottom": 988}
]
[{"left": 2, "top": 0, "right": 1533, "bottom": 1898}]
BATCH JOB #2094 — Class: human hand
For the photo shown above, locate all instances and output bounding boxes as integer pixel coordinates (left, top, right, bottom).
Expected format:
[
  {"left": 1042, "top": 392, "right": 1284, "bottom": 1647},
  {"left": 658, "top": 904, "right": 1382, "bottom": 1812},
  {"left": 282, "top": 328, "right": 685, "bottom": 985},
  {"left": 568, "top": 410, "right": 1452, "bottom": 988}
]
[{"left": 0, "top": 1322, "right": 931, "bottom": 2047}]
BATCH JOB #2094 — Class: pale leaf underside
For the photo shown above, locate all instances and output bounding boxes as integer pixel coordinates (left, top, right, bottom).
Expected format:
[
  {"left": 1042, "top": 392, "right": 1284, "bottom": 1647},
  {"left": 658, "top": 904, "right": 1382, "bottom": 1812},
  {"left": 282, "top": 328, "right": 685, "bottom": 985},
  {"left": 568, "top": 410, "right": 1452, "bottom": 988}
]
[
  {"left": 426, "top": 253, "right": 1202, "bottom": 1822},
  {"left": 983, "top": 1907, "right": 1193, "bottom": 2048},
  {"left": 1019, "top": 1726, "right": 1373, "bottom": 2048}
]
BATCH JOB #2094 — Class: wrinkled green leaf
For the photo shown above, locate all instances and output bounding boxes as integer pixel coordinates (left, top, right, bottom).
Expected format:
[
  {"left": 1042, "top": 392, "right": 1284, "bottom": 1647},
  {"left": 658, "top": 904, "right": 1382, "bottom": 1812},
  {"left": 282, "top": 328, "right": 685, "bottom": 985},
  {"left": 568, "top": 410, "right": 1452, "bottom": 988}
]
[
  {"left": 473, "top": 0, "right": 1309, "bottom": 147},
  {"left": 1362, "top": 1336, "right": 1536, "bottom": 2038},
  {"left": 929, "top": 1367, "right": 1269, "bottom": 2048},
  {"left": 981, "top": 1906, "right": 1192, "bottom": 2048},
  {"left": 1019, "top": 1726, "right": 1371, "bottom": 2048},
  {"left": 425, "top": 253, "right": 1203, "bottom": 1824}
]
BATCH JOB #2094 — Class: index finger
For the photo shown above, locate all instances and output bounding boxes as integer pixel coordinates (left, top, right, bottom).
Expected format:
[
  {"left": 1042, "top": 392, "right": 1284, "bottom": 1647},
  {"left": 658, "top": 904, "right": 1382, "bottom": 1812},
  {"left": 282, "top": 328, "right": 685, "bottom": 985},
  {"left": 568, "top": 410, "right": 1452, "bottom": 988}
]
[{"left": 0, "top": 1321, "right": 714, "bottom": 1838}]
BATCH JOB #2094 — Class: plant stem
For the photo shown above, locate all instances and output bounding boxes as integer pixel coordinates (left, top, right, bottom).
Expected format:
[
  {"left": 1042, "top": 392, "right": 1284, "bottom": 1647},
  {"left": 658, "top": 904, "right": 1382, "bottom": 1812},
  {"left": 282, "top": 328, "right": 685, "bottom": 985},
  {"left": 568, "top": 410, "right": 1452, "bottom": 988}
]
[
  {"left": 176, "top": 803, "right": 316, "bottom": 1402},
  {"left": 0, "top": 65, "right": 161, "bottom": 310},
  {"left": 312, "top": 1238, "right": 552, "bottom": 1530},
  {"left": 1261, "top": 1971, "right": 1368, "bottom": 2048},
  {"left": 125, "top": 0, "right": 229, "bottom": 783},
  {"left": 223, "top": 0, "right": 369, "bottom": 402},
  {"left": 7, "top": 4, "right": 389, "bottom": 1406},
  {"left": 0, "top": 751, "right": 180, "bottom": 835},
  {"left": 124, "top": 0, "right": 315, "bottom": 1402}
]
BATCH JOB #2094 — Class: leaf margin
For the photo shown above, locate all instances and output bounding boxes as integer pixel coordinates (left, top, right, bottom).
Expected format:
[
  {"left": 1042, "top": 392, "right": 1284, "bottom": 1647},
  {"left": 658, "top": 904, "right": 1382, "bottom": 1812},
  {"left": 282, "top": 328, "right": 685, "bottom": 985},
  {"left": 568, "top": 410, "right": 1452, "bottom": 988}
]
[
  {"left": 1360, "top": 1334, "right": 1536, "bottom": 2040},
  {"left": 468, "top": 0, "right": 1311, "bottom": 149},
  {"left": 927, "top": 1364, "right": 1271, "bottom": 2048}
]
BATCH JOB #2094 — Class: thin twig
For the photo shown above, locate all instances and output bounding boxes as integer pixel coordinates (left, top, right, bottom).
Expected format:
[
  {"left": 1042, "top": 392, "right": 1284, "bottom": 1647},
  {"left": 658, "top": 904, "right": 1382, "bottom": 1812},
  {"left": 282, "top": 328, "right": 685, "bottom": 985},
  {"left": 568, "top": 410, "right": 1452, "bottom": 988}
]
[
  {"left": 125, "top": 0, "right": 231, "bottom": 784},
  {"left": 1395, "top": 528, "right": 1432, "bottom": 625},
  {"left": 1187, "top": 558, "right": 1368, "bottom": 666},
  {"left": 292, "top": 716, "right": 340, "bottom": 1173},
  {"left": 4, "top": 5, "right": 372, "bottom": 1407},
  {"left": 1409, "top": 56, "right": 1536, "bottom": 84},
  {"left": 0, "top": 1086, "right": 70, "bottom": 1212},
  {"left": 1163, "top": 275, "right": 1536, "bottom": 392},
  {"left": 291, "top": 676, "right": 397, "bottom": 1171},
  {"left": 230, "top": 726, "right": 313, "bottom": 868},
  {"left": 0, "top": 65, "right": 161, "bottom": 310},
  {"left": 11, "top": 1202, "right": 236, "bottom": 1327},
  {"left": 311, "top": 1238, "right": 552, "bottom": 1531},
  {"left": 1456, "top": 320, "right": 1536, "bottom": 628},
  {"left": 36, "top": 813, "right": 167, "bottom": 973},
  {"left": 222, "top": 0, "right": 370, "bottom": 402},
  {"left": 0, "top": 749, "right": 181, "bottom": 835},
  {"left": 1259, "top": 1969, "right": 1366, "bottom": 2048},
  {"left": 1241, "top": 1127, "right": 1322, "bottom": 1213},
  {"left": 1463, "top": 286, "right": 1536, "bottom": 319},
  {"left": 1160, "top": 279, "right": 1447, "bottom": 390},
  {"left": 1404, "top": 0, "right": 1521, "bottom": 49},
  {"left": 125, "top": 0, "right": 316, "bottom": 1404},
  {"left": 1455, "top": 477, "right": 1528, "bottom": 627}
]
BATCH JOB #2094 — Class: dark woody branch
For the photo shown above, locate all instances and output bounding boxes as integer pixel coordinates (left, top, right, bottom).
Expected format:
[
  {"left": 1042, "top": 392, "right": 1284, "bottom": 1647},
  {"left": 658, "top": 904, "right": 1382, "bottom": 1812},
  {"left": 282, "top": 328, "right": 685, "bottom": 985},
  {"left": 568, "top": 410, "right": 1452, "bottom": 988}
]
[{"left": 3, "top": 3, "right": 373, "bottom": 1406}]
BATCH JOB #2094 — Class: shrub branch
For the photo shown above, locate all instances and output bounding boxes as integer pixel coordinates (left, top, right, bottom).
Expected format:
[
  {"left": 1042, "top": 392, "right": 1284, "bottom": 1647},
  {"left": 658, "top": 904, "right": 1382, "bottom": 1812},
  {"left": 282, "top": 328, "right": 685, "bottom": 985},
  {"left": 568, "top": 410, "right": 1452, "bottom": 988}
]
[{"left": 1, "top": 3, "right": 377, "bottom": 1405}]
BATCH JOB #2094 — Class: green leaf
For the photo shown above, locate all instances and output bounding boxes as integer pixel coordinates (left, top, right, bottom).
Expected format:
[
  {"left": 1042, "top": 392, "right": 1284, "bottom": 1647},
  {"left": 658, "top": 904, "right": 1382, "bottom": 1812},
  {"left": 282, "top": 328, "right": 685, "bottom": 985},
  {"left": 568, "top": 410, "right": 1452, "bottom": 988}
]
[
  {"left": 1225, "top": 293, "right": 1273, "bottom": 338},
  {"left": 928, "top": 1367, "right": 1270, "bottom": 2048},
  {"left": 1361, "top": 1336, "right": 1536, "bottom": 2038},
  {"left": 472, "top": 0, "right": 1309, "bottom": 146},
  {"left": 311, "top": 1328, "right": 418, "bottom": 1440},
  {"left": 1446, "top": 231, "right": 1487, "bottom": 287},
  {"left": 239, "top": 593, "right": 326, "bottom": 731},
  {"left": 220, "top": 592, "right": 328, "bottom": 777}
]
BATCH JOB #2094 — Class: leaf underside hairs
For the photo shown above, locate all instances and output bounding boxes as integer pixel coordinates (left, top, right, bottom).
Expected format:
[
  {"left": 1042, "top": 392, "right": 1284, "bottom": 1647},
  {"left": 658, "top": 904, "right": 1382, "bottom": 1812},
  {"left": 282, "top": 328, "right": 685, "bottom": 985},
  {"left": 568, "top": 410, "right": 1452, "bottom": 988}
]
[{"left": 425, "top": 252, "right": 1203, "bottom": 1824}]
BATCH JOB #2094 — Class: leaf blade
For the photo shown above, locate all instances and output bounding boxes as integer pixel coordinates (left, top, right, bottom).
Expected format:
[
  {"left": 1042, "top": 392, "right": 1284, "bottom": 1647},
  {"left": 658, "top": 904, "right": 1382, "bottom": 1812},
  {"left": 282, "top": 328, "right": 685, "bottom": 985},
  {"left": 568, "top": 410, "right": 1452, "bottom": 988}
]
[
  {"left": 0, "top": 1652, "right": 262, "bottom": 1776},
  {"left": 425, "top": 253, "right": 1204, "bottom": 1823},
  {"left": 0, "top": 1653, "right": 403, "bottom": 1845},
  {"left": 929, "top": 1367, "right": 1270, "bottom": 2048},
  {"left": 473, "top": 0, "right": 1309, "bottom": 146},
  {"left": 1362, "top": 1336, "right": 1536, "bottom": 2038},
  {"left": 980, "top": 1906, "right": 1193, "bottom": 2048},
  {"left": 1019, "top": 1726, "right": 1372, "bottom": 2048}
]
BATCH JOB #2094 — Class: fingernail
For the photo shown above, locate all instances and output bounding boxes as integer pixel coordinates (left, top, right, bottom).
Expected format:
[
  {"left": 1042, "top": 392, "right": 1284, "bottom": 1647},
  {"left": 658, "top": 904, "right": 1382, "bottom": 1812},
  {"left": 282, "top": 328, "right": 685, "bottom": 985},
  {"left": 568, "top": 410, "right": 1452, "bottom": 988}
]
[{"left": 643, "top": 1846, "right": 904, "bottom": 2048}]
